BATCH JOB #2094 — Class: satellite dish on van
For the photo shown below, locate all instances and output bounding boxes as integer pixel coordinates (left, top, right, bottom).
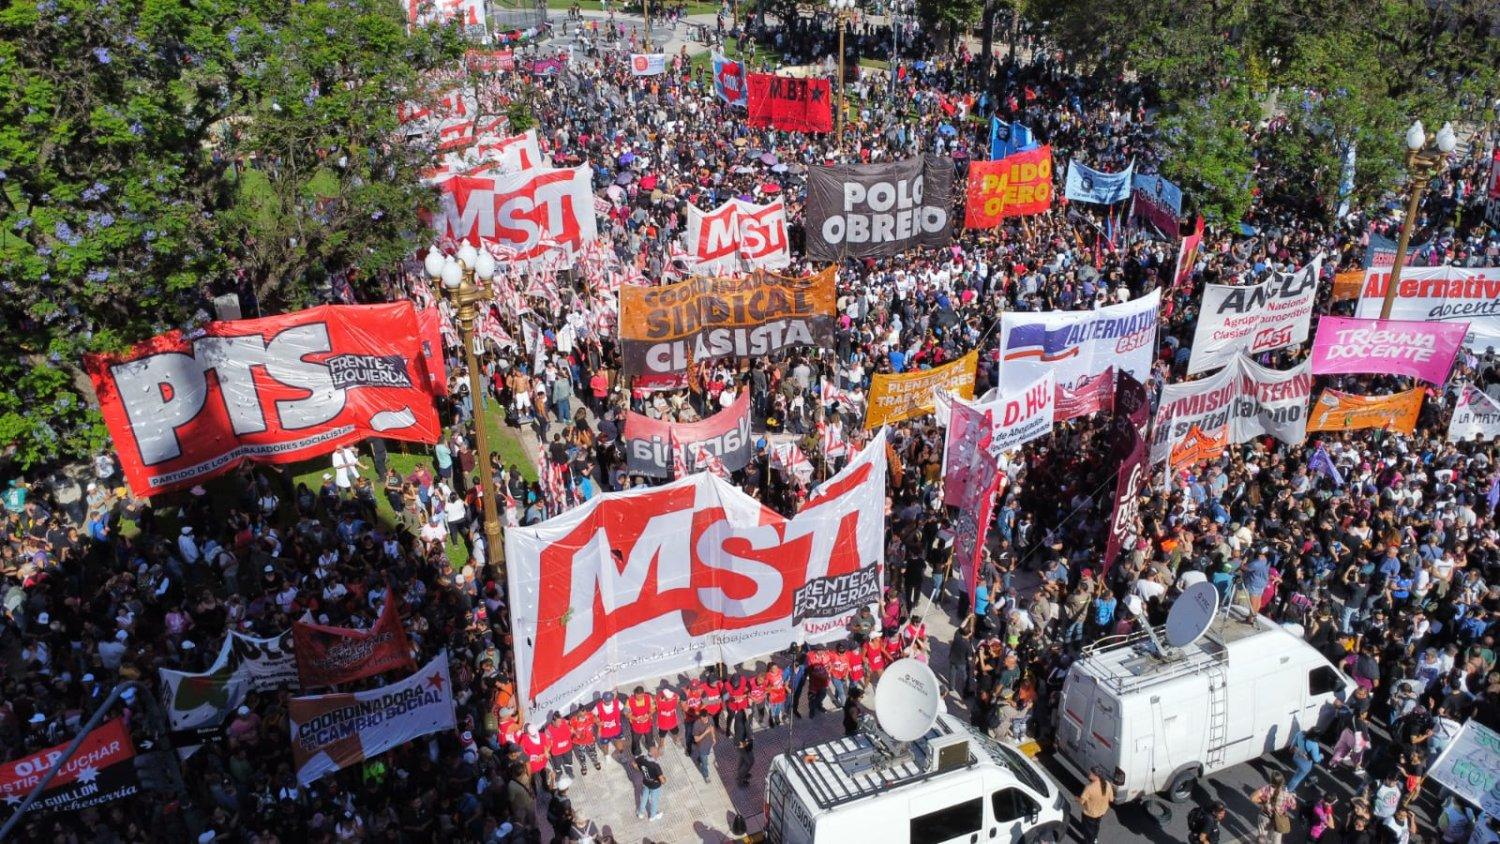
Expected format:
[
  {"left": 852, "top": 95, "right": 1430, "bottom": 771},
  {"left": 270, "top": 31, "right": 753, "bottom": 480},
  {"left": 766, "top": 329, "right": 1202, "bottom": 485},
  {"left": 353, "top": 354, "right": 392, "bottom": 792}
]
[
  {"left": 875, "top": 658, "right": 941, "bottom": 742},
  {"left": 1166, "top": 581, "right": 1220, "bottom": 648}
]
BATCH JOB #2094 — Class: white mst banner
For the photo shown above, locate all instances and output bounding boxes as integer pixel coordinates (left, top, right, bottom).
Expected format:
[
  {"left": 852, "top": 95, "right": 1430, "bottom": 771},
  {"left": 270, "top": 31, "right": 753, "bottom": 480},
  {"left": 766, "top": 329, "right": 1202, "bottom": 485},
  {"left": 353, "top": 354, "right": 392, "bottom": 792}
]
[
  {"left": 506, "top": 430, "right": 888, "bottom": 715},
  {"left": 1188, "top": 257, "right": 1320, "bottom": 374}
]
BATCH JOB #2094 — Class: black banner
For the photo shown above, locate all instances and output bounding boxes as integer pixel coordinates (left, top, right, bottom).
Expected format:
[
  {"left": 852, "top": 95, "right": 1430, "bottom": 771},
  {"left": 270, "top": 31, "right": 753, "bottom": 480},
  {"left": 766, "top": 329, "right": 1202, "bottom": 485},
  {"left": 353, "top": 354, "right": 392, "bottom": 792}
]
[{"left": 804, "top": 155, "right": 955, "bottom": 261}]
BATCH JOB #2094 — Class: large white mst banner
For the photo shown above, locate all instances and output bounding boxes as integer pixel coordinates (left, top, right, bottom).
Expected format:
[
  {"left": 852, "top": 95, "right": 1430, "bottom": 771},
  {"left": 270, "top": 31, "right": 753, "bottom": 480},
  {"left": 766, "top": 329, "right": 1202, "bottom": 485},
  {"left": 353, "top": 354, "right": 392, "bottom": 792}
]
[{"left": 507, "top": 430, "right": 888, "bottom": 715}]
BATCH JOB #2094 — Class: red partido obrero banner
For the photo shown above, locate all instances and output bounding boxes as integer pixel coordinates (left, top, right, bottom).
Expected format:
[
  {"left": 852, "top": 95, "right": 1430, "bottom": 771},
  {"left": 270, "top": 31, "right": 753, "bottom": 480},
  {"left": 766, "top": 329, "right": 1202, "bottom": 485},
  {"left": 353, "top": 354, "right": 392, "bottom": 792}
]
[
  {"left": 506, "top": 429, "right": 888, "bottom": 715},
  {"left": 0, "top": 718, "right": 139, "bottom": 815},
  {"left": 291, "top": 596, "right": 416, "bottom": 689},
  {"left": 85, "top": 304, "right": 442, "bottom": 498}
]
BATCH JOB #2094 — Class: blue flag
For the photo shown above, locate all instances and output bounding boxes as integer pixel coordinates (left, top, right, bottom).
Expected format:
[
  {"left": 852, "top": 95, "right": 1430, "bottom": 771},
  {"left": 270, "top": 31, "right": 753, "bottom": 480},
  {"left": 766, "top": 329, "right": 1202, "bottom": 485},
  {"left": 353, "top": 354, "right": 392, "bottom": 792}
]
[
  {"left": 990, "top": 119, "right": 1036, "bottom": 160},
  {"left": 1064, "top": 159, "right": 1134, "bottom": 204},
  {"left": 712, "top": 53, "right": 748, "bottom": 107},
  {"left": 1309, "top": 446, "right": 1344, "bottom": 487},
  {"left": 1488, "top": 476, "right": 1498, "bottom": 514}
]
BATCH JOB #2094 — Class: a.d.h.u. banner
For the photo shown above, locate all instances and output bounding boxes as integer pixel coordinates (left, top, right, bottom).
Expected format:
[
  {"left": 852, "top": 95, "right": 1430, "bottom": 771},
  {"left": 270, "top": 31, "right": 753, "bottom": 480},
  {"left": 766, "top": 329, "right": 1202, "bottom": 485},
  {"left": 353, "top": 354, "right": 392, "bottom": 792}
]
[
  {"left": 617, "top": 267, "right": 836, "bottom": 377},
  {"left": 804, "top": 155, "right": 955, "bottom": 261},
  {"left": 506, "top": 430, "right": 888, "bottom": 716},
  {"left": 623, "top": 390, "right": 753, "bottom": 478},
  {"left": 86, "top": 304, "right": 443, "bottom": 498}
]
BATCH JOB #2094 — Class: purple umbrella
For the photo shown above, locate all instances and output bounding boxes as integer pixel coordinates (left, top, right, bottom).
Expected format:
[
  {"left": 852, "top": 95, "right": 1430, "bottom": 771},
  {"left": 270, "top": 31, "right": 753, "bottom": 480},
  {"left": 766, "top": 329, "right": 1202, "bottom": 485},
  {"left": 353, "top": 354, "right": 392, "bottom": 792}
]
[
  {"left": 618, "top": 151, "right": 636, "bottom": 165},
  {"left": 759, "top": 152, "right": 778, "bottom": 165}
]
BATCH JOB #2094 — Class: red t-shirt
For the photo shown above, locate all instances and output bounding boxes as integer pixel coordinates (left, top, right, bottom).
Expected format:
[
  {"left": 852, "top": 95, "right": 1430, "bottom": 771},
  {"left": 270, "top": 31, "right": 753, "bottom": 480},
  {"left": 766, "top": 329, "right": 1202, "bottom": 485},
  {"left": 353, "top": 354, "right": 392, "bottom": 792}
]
[
  {"left": 569, "top": 710, "right": 597, "bottom": 745},
  {"left": 628, "top": 694, "right": 654, "bottom": 733},
  {"left": 547, "top": 721, "right": 573, "bottom": 756}
]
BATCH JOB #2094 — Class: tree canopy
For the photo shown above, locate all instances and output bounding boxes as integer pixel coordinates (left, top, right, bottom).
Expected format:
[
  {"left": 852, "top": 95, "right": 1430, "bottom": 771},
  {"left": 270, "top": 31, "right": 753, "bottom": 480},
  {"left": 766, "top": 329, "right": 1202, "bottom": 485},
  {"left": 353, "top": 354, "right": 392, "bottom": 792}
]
[{"left": 0, "top": 0, "right": 462, "bottom": 469}]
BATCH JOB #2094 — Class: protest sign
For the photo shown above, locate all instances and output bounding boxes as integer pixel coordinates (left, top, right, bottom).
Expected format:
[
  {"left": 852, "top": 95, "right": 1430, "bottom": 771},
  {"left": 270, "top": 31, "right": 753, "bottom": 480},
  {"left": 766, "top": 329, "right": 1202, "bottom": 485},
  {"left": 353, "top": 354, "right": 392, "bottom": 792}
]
[
  {"left": 623, "top": 390, "right": 753, "bottom": 478},
  {"left": 434, "top": 165, "right": 598, "bottom": 265},
  {"left": 617, "top": 267, "right": 836, "bottom": 377},
  {"left": 964, "top": 146, "right": 1053, "bottom": 227},
  {"left": 85, "top": 304, "right": 442, "bottom": 498},
  {"left": 1168, "top": 425, "right": 1228, "bottom": 473},
  {"left": 1063, "top": 160, "right": 1134, "bottom": 204},
  {"left": 935, "top": 370, "right": 1055, "bottom": 459},
  {"left": 0, "top": 719, "right": 140, "bottom": 816},
  {"left": 746, "top": 73, "right": 832, "bottom": 133},
  {"left": 1449, "top": 383, "right": 1500, "bottom": 443},
  {"left": 1173, "top": 217, "right": 1204, "bottom": 290},
  {"left": 1426, "top": 719, "right": 1500, "bottom": 817},
  {"left": 680, "top": 199, "right": 791, "bottom": 274},
  {"left": 292, "top": 597, "right": 416, "bottom": 689},
  {"left": 290, "top": 653, "right": 456, "bottom": 786},
  {"left": 1130, "top": 172, "right": 1183, "bottom": 237},
  {"left": 804, "top": 155, "right": 955, "bottom": 261},
  {"left": 989, "top": 119, "right": 1036, "bottom": 160},
  {"left": 712, "top": 54, "right": 748, "bottom": 106},
  {"left": 1104, "top": 394, "right": 1149, "bottom": 571},
  {"left": 1310, "top": 316, "right": 1466, "bottom": 383},
  {"left": 1187, "top": 257, "right": 1320, "bottom": 374},
  {"left": 865, "top": 352, "right": 978, "bottom": 428},
  {"left": 1354, "top": 266, "right": 1500, "bottom": 351},
  {"left": 943, "top": 399, "right": 1000, "bottom": 596},
  {"left": 507, "top": 431, "right": 887, "bottom": 715},
  {"left": 1330, "top": 270, "right": 1365, "bottom": 302},
  {"left": 1303, "top": 388, "right": 1425, "bottom": 436},
  {"left": 1150, "top": 357, "right": 1312, "bottom": 464},
  {"left": 630, "top": 53, "right": 668, "bottom": 75},
  {"left": 229, "top": 630, "right": 299, "bottom": 692}
]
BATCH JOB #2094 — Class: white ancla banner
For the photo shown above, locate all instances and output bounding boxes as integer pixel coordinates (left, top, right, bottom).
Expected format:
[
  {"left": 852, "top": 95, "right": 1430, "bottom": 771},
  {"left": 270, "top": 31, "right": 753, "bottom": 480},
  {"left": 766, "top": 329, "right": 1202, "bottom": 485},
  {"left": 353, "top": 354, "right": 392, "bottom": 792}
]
[{"left": 1187, "top": 257, "right": 1320, "bottom": 374}]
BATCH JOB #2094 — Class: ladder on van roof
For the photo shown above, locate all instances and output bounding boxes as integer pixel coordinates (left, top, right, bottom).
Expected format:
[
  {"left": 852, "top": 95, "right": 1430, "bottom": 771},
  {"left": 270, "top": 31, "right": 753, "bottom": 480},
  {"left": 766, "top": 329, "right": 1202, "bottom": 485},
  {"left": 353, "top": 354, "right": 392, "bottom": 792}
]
[{"left": 1204, "top": 662, "right": 1229, "bottom": 769}]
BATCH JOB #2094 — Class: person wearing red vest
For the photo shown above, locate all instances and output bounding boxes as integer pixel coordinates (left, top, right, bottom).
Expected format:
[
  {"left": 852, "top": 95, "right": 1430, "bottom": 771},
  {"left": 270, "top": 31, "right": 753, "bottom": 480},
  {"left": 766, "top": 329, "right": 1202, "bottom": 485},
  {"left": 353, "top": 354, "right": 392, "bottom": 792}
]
[
  {"left": 829, "top": 643, "right": 852, "bottom": 706},
  {"left": 518, "top": 724, "right": 550, "bottom": 794},
  {"left": 848, "top": 645, "right": 867, "bottom": 690},
  {"left": 594, "top": 691, "right": 626, "bottom": 759},
  {"left": 726, "top": 673, "right": 750, "bottom": 715},
  {"left": 569, "top": 706, "right": 600, "bottom": 773},
  {"left": 702, "top": 673, "right": 725, "bottom": 731},
  {"left": 806, "top": 646, "right": 831, "bottom": 714},
  {"left": 865, "top": 634, "right": 889, "bottom": 680},
  {"left": 546, "top": 712, "right": 576, "bottom": 781},
  {"left": 765, "top": 664, "right": 788, "bottom": 727},
  {"left": 498, "top": 714, "right": 523, "bottom": 749},
  {"left": 656, "top": 687, "right": 682, "bottom": 747},
  {"left": 627, "top": 685, "right": 655, "bottom": 756},
  {"left": 748, "top": 672, "right": 768, "bottom": 726}
]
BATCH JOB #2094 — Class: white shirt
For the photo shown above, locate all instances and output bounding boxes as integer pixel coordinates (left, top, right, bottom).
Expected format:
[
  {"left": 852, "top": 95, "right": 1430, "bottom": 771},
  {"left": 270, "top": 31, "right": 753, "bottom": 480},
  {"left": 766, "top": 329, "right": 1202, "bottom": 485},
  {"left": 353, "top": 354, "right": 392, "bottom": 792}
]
[{"left": 332, "top": 447, "right": 359, "bottom": 489}]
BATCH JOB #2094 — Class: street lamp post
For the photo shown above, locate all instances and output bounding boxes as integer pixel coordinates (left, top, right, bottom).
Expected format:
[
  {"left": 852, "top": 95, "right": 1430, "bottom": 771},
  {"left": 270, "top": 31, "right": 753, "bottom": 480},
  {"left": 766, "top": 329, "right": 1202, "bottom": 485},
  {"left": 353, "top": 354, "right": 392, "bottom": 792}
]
[
  {"left": 828, "top": 0, "right": 856, "bottom": 148},
  {"left": 1381, "top": 120, "right": 1457, "bottom": 319},
  {"left": 424, "top": 244, "right": 506, "bottom": 573}
]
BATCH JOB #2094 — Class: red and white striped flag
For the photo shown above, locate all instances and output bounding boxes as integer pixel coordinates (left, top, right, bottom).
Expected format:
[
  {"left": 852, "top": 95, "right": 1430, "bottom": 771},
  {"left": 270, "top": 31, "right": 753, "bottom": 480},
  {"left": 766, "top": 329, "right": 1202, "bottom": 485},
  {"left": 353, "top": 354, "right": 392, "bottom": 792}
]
[
  {"left": 770, "top": 442, "right": 813, "bottom": 486},
  {"left": 818, "top": 420, "right": 848, "bottom": 460}
]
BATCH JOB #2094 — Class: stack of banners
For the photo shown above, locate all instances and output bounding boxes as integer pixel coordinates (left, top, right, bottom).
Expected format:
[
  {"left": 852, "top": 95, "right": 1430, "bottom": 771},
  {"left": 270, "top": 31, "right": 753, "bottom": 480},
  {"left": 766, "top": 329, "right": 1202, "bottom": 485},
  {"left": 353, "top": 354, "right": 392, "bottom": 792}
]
[
  {"left": 473, "top": 128, "right": 545, "bottom": 175},
  {"left": 290, "top": 652, "right": 457, "bottom": 786},
  {"left": 1168, "top": 425, "right": 1228, "bottom": 474},
  {"left": 679, "top": 198, "right": 791, "bottom": 274},
  {"left": 1103, "top": 371, "right": 1151, "bottom": 569},
  {"left": 745, "top": 74, "right": 832, "bottom": 133},
  {"left": 0, "top": 719, "right": 140, "bottom": 816},
  {"left": 712, "top": 54, "right": 749, "bottom": 106},
  {"left": 1354, "top": 266, "right": 1500, "bottom": 351},
  {"left": 770, "top": 441, "right": 814, "bottom": 485},
  {"left": 1062, "top": 160, "right": 1134, "bottom": 204},
  {"left": 397, "top": 88, "right": 477, "bottom": 139},
  {"left": 434, "top": 165, "right": 598, "bottom": 265},
  {"left": 989, "top": 119, "right": 1036, "bottom": 161},
  {"left": 407, "top": 0, "right": 485, "bottom": 27},
  {"left": 804, "top": 155, "right": 955, "bottom": 261},
  {"left": 617, "top": 266, "right": 836, "bottom": 377},
  {"left": 932, "top": 370, "right": 1056, "bottom": 461},
  {"left": 84, "top": 304, "right": 443, "bottom": 498},
  {"left": 1310, "top": 316, "right": 1467, "bottom": 383},
  {"left": 1173, "top": 217, "right": 1205, "bottom": 291},
  {"left": 1130, "top": 173, "right": 1183, "bottom": 237},
  {"left": 623, "top": 390, "right": 753, "bottom": 478},
  {"left": 1149, "top": 356, "right": 1313, "bottom": 464},
  {"left": 1187, "top": 257, "right": 1321, "bottom": 374},
  {"left": 292, "top": 597, "right": 417, "bottom": 689},
  {"left": 630, "top": 53, "right": 668, "bottom": 76},
  {"left": 864, "top": 352, "right": 979, "bottom": 428},
  {"left": 942, "top": 399, "right": 1001, "bottom": 596},
  {"left": 506, "top": 429, "right": 888, "bottom": 714},
  {"left": 964, "top": 146, "right": 1054, "bottom": 227},
  {"left": 1306, "top": 388, "right": 1426, "bottom": 435},
  {"left": 997, "top": 289, "right": 1161, "bottom": 422},
  {"left": 1449, "top": 383, "right": 1500, "bottom": 443}
]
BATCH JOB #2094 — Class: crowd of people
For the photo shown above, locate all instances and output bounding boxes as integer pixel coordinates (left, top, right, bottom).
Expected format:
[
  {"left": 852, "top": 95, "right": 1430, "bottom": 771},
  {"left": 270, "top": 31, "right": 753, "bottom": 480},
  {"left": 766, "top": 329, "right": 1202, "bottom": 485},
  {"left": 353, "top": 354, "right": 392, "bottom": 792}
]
[{"left": 2, "top": 1, "right": 1498, "bottom": 842}]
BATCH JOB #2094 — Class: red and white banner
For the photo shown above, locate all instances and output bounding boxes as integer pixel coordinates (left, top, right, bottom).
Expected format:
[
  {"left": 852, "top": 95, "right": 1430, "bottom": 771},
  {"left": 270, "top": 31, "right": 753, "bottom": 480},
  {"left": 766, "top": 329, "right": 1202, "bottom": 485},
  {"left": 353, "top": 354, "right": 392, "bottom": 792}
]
[
  {"left": 86, "top": 304, "right": 442, "bottom": 498},
  {"left": 1449, "top": 383, "right": 1500, "bottom": 443},
  {"left": 506, "top": 430, "right": 888, "bottom": 715},
  {"left": 1187, "top": 257, "right": 1320, "bottom": 374},
  {"left": 435, "top": 166, "right": 598, "bottom": 266},
  {"left": 1310, "top": 315, "right": 1466, "bottom": 384},
  {"left": 407, "top": 0, "right": 485, "bottom": 28},
  {"left": 623, "top": 390, "right": 753, "bottom": 478},
  {"left": 1173, "top": 217, "right": 1204, "bottom": 291},
  {"left": 1354, "top": 266, "right": 1500, "bottom": 351},
  {"left": 290, "top": 653, "right": 455, "bottom": 786},
  {"left": 680, "top": 199, "right": 791, "bottom": 274},
  {"left": 291, "top": 596, "right": 417, "bottom": 689},
  {"left": 0, "top": 719, "right": 139, "bottom": 814},
  {"left": 935, "top": 370, "right": 1055, "bottom": 460},
  {"left": 942, "top": 400, "right": 1000, "bottom": 597},
  {"left": 474, "top": 128, "right": 544, "bottom": 173},
  {"left": 746, "top": 74, "right": 833, "bottom": 133},
  {"left": 1150, "top": 357, "right": 1312, "bottom": 464}
]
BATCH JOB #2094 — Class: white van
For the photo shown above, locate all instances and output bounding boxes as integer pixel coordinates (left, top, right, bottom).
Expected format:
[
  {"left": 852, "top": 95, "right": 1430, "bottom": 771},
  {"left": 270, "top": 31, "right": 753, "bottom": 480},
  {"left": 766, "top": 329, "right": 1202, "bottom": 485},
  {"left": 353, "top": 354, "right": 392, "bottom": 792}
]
[
  {"left": 1055, "top": 611, "right": 1355, "bottom": 802},
  {"left": 764, "top": 713, "right": 1068, "bottom": 844}
]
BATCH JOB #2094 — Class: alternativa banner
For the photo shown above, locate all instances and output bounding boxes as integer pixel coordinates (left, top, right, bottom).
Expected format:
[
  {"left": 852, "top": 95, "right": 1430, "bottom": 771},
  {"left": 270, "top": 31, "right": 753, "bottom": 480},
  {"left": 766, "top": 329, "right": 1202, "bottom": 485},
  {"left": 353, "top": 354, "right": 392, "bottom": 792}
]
[
  {"left": 1188, "top": 257, "right": 1320, "bottom": 374},
  {"left": 1150, "top": 357, "right": 1312, "bottom": 464},
  {"left": 998, "top": 289, "right": 1160, "bottom": 422},
  {"left": 1449, "top": 384, "right": 1500, "bottom": 443},
  {"left": 805, "top": 155, "right": 955, "bottom": 261},
  {"left": 618, "top": 266, "right": 836, "bottom": 377},
  {"left": 292, "top": 596, "right": 416, "bottom": 689},
  {"left": 865, "top": 352, "right": 978, "bottom": 428},
  {"left": 506, "top": 430, "right": 887, "bottom": 715},
  {"left": 1354, "top": 266, "right": 1500, "bottom": 351},
  {"left": 623, "top": 390, "right": 753, "bottom": 478},
  {"left": 0, "top": 719, "right": 139, "bottom": 815},
  {"left": 85, "top": 304, "right": 442, "bottom": 498},
  {"left": 1306, "top": 388, "right": 1425, "bottom": 435},
  {"left": 290, "top": 652, "right": 456, "bottom": 786},
  {"left": 1310, "top": 316, "right": 1466, "bottom": 384},
  {"left": 964, "top": 146, "right": 1053, "bottom": 227}
]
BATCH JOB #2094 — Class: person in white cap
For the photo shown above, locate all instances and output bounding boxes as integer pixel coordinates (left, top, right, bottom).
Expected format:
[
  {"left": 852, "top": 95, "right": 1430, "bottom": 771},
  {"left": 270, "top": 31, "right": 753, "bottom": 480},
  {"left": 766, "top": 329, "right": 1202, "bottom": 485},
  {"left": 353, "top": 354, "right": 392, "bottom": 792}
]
[
  {"left": 97, "top": 628, "right": 128, "bottom": 670},
  {"left": 178, "top": 525, "right": 200, "bottom": 565}
]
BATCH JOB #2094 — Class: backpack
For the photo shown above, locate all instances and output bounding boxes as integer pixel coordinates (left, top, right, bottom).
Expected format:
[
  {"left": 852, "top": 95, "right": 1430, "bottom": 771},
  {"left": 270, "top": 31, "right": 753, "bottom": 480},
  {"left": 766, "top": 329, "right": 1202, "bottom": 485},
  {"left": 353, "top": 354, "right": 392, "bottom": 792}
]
[{"left": 1187, "top": 806, "right": 1208, "bottom": 834}]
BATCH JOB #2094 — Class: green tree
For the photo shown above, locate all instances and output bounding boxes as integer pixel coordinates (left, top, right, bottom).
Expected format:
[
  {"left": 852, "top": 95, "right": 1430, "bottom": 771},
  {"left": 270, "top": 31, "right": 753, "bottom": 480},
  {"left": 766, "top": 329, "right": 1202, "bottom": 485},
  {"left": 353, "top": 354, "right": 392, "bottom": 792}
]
[{"left": 0, "top": 0, "right": 461, "bottom": 469}]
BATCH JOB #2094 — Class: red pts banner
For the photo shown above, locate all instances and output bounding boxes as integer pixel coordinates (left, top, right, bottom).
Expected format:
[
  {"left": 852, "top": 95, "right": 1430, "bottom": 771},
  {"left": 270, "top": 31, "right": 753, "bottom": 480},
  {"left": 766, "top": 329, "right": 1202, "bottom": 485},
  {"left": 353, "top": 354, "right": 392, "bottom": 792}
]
[
  {"left": 291, "top": 596, "right": 416, "bottom": 689},
  {"left": 746, "top": 74, "right": 833, "bottom": 133},
  {"left": 86, "top": 304, "right": 442, "bottom": 498}
]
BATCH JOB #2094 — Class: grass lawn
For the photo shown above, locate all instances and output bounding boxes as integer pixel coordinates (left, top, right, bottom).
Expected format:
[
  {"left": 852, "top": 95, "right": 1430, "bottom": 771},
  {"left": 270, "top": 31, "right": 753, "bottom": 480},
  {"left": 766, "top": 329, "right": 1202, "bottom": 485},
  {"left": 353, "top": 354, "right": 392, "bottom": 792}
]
[
  {"left": 547, "top": 0, "right": 725, "bottom": 14},
  {"left": 688, "top": 39, "right": 779, "bottom": 74}
]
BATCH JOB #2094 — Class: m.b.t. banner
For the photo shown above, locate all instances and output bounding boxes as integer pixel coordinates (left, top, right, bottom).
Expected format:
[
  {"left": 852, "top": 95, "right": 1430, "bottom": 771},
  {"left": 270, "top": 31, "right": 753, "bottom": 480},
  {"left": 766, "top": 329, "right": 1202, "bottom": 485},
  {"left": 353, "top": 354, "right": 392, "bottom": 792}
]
[
  {"left": 804, "top": 155, "right": 955, "bottom": 261},
  {"left": 746, "top": 73, "right": 832, "bottom": 133},
  {"left": 85, "top": 304, "right": 442, "bottom": 497},
  {"left": 964, "top": 146, "right": 1053, "bottom": 227},
  {"left": 506, "top": 430, "right": 887, "bottom": 715}
]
